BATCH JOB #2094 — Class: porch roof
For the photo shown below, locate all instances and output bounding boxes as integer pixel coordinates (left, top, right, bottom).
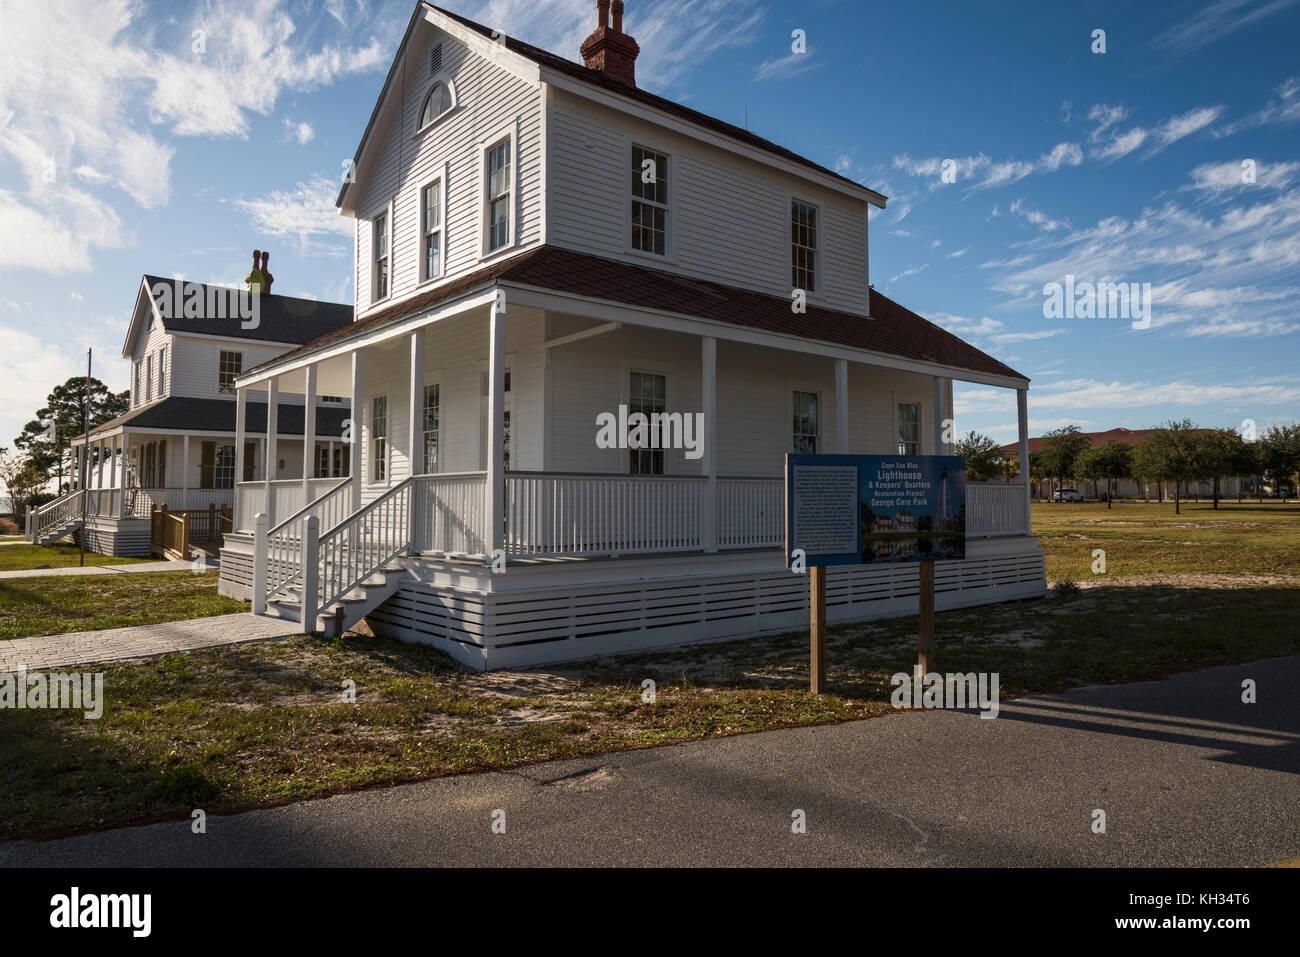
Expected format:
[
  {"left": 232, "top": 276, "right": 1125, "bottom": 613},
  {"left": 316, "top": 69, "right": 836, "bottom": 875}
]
[
  {"left": 245, "top": 245, "right": 1028, "bottom": 384},
  {"left": 74, "top": 397, "right": 350, "bottom": 443}
]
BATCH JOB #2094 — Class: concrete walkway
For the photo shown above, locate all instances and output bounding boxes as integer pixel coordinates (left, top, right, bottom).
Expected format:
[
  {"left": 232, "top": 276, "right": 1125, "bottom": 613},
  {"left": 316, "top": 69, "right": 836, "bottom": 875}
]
[
  {"left": 3, "top": 654, "right": 1296, "bottom": 866},
  {"left": 0, "top": 559, "right": 209, "bottom": 580},
  {"left": 0, "top": 613, "right": 296, "bottom": 671}
]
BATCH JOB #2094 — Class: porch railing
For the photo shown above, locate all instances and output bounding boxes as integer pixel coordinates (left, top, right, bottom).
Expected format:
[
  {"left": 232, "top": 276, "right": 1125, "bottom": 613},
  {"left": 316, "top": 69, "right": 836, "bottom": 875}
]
[
  {"left": 966, "top": 481, "right": 1030, "bottom": 537},
  {"left": 504, "top": 472, "right": 705, "bottom": 556},
  {"left": 263, "top": 478, "right": 353, "bottom": 603},
  {"left": 28, "top": 489, "right": 85, "bottom": 542},
  {"left": 236, "top": 478, "right": 343, "bottom": 531},
  {"left": 718, "top": 477, "right": 784, "bottom": 548},
  {"left": 413, "top": 472, "right": 488, "bottom": 555}
]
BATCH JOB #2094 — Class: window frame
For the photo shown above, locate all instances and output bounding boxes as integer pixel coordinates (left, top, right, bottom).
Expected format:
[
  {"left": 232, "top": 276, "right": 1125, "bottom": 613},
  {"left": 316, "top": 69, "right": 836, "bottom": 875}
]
[
  {"left": 790, "top": 198, "right": 820, "bottom": 295},
  {"left": 415, "top": 76, "right": 457, "bottom": 135},
  {"left": 896, "top": 401, "right": 922, "bottom": 457},
  {"left": 218, "top": 350, "right": 243, "bottom": 396},
  {"left": 371, "top": 205, "right": 392, "bottom": 305},
  {"left": 478, "top": 122, "right": 518, "bottom": 260},
  {"left": 369, "top": 394, "right": 389, "bottom": 485},
  {"left": 627, "top": 141, "right": 673, "bottom": 261},
  {"left": 418, "top": 170, "right": 447, "bottom": 284},
  {"left": 421, "top": 372, "right": 443, "bottom": 475},
  {"left": 791, "top": 387, "right": 821, "bottom": 455},
  {"left": 625, "top": 367, "right": 668, "bottom": 476}
]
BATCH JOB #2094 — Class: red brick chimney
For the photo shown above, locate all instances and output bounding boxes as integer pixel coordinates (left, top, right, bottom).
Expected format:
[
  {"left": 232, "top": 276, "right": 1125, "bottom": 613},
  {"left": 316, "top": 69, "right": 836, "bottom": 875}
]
[{"left": 581, "top": 0, "right": 640, "bottom": 87}]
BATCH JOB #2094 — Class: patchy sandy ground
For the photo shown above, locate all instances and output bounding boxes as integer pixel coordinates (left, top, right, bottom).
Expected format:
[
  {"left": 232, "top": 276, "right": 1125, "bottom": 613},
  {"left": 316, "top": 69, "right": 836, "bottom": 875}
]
[{"left": 1071, "top": 573, "right": 1300, "bottom": 589}]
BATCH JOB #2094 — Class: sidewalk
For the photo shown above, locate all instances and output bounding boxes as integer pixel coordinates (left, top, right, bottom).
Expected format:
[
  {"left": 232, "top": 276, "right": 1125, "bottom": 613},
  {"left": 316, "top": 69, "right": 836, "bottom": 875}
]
[
  {"left": 0, "top": 559, "right": 211, "bottom": 580},
  {"left": 0, "top": 614, "right": 297, "bottom": 671}
]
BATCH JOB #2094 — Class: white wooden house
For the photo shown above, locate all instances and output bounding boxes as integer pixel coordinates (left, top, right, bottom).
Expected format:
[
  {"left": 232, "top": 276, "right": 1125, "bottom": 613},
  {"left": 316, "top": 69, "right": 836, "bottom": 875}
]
[
  {"left": 34, "top": 268, "right": 354, "bottom": 556},
  {"left": 217, "top": 1, "right": 1045, "bottom": 669}
]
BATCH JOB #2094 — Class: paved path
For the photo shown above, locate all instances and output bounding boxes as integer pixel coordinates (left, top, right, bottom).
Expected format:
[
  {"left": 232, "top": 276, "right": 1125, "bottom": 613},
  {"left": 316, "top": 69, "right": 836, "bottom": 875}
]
[
  {"left": 0, "top": 560, "right": 210, "bottom": 580},
  {"left": 4, "top": 655, "right": 1296, "bottom": 867},
  {"left": 0, "top": 614, "right": 296, "bottom": 671}
]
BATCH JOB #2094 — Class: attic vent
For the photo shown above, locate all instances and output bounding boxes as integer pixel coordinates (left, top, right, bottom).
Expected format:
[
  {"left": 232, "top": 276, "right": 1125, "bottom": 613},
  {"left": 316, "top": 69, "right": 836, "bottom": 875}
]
[{"left": 429, "top": 42, "right": 443, "bottom": 75}]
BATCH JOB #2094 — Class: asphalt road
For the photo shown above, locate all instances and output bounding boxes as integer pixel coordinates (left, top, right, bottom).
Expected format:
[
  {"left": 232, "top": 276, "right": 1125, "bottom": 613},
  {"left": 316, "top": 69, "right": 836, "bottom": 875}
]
[{"left": 4, "top": 655, "right": 1298, "bottom": 867}]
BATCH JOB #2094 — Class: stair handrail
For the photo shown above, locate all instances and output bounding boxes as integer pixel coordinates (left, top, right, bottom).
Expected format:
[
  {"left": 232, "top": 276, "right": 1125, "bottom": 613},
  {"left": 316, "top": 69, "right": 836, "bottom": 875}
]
[
  {"left": 262, "top": 477, "right": 353, "bottom": 603},
  {"left": 308, "top": 477, "right": 415, "bottom": 628},
  {"left": 32, "top": 488, "right": 86, "bottom": 542}
]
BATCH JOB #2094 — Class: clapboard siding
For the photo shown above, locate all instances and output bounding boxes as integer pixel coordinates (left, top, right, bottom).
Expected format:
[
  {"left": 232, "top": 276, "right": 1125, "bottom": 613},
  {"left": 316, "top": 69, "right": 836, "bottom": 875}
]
[
  {"left": 354, "top": 305, "right": 546, "bottom": 502},
  {"left": 545, "top": 321, "right": 940, "bottom": 476},
  {"left": 355, "top": 26, "right": 544, "bottom": 319},
  {"left": 546, "top": 88, "right": 871, "bottom": 315}
]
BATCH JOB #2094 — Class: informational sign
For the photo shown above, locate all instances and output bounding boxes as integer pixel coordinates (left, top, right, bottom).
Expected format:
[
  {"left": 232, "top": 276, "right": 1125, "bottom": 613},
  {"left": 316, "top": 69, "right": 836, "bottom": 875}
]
[{"left": 786, "top": 454, "right": 966, "bottom": 567}]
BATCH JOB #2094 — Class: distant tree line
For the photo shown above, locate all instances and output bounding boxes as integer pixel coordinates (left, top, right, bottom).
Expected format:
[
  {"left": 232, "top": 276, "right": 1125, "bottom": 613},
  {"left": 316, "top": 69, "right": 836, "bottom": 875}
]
[
  {"left": 956, "top": 421, "right": 1300, "bottom": 514},
  {"left": 0, "top": 376, "right": 128, "bottom": 519}
]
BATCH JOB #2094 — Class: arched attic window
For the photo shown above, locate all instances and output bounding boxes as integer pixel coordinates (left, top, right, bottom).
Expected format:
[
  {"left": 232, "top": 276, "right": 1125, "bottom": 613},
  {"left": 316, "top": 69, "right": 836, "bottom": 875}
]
[{"left": 419, "top": 80, "right": 454, "bottom": 130}]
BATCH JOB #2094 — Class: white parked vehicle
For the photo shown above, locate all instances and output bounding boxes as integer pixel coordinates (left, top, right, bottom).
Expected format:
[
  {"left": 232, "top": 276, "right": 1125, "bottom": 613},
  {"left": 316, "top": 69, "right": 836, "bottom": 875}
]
[{"left": 1052, "top": 488, "right": 1084, "bottom": 502}]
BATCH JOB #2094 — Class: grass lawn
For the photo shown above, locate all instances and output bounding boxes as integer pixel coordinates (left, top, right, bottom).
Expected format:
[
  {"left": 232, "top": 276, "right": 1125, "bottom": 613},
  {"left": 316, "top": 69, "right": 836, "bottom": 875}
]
[
  {"left": 1030, "top": 500, "right": 1300, "bottom": 581},
  {"left": 0, "top": 571, "right": 244, "bottom": 640},
  {"left": 0, "top": 542, "right": 154, "bottom": 573}
]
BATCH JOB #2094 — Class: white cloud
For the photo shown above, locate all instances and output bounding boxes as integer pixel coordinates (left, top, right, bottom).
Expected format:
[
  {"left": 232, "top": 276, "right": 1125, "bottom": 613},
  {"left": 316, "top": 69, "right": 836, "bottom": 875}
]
[
  {"left": 1090, "top": 105, "right": 1224, "bottom": 160},
  {"left": 889, "top": 264, "right": 928, "bottom": 283},
  {"left": 1217, "top": 75, "right": 1300, "bottom": 136},
  {"left": 1184, "top": 159, "right": 1300, "bottom": 193},
  {"left": 232, "top": 175, "right": 352, "bottom": 252},
  {"left": 1156, "top": 0, "right": 1299, "bottom": 55},
  {"left": 284, "top": 119, "right": 316, "bottom": 145},
  {"left": 754, "top": 50, "right": 821, "bottom": 82}
]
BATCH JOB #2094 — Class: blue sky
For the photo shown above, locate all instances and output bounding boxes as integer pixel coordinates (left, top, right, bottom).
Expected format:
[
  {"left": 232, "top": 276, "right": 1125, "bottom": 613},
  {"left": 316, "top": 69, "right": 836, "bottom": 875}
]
[{"left": 1, "top": 0, "right": 1297, "bottom": 448}]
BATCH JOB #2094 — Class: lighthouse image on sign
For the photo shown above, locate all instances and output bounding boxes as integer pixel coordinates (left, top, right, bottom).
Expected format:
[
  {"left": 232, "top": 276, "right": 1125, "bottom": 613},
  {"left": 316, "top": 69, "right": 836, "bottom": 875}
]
[{"left": 939, "top": 465, "right": 952, "bottom": 527}]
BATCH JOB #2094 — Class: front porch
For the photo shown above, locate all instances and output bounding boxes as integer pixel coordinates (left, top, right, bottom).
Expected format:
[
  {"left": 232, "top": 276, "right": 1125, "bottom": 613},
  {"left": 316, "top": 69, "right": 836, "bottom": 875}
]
[{"left": 217, "top": 279, "right": 1040, "bottom": 668}]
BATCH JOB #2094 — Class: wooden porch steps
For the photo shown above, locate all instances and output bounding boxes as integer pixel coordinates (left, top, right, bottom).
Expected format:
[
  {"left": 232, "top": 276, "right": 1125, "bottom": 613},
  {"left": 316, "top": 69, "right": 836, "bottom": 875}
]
[{"left": 265, "top": 564, "right": 407, "bottom": 637}]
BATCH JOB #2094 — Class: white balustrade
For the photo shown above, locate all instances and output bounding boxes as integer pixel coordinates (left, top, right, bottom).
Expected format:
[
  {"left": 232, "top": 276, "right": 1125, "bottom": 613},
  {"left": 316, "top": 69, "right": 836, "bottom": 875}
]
[{"left": 966, "top": 482, "right": 1030, "bottom": 537}]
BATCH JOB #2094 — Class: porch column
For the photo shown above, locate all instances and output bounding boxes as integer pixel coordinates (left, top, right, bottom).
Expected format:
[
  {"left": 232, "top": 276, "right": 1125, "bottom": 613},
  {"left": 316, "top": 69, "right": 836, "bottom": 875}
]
[
  {"left": 933, "top": 376, "right": 948, "bottom": 454},
  {"left": 485, "top": 295, "right": 506, "bottom": 558},
  {"left": 181, "top": 434, "right": 190, "bottom": 503},
  {"left": 834, "top": 358, "right": 849, "bottom": 453},
  {"left": 96, "top": 439, "right": 106, "bottom": 488},
  {"left": 407, "top": 329, "right": 425, "bottom": 477},
  {"left": 265, "top": 377, "right": 279, "bottom": 525},
  {"left": 109, "top": 435, "right": 119, "bottom": 488},
  {"left": 302, "top": 363, "right": 317, "bottom": 494},
  {"left": 350, "top": 350, "right": 364, "bottom": 510},
  {"left": 701, "top": 336, "right": 718, "bottom": 552},
  {"left": 234, "top": 385, "right": 247, "bottom": 490},
  {"left": 1016, "top": 387, "right": 1031, "bottom": 534}
]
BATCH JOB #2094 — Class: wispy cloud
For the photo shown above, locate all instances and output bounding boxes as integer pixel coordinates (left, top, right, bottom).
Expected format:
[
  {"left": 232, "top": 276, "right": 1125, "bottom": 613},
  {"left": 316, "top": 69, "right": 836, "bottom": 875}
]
[
  {"left": 231, "top": 175, "right": 352, "bottom": 253},
  {"left": 1155, "top": 0, "right": 1299, "bottom": 55}
]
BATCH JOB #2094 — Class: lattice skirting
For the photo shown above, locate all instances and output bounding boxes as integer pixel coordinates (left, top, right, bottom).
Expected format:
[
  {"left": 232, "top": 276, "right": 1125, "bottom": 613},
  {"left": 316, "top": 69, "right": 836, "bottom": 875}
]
[
  {"left": 71, "top": 518, "right": 151, "bottom": 557},
  {"left": 364, "top": 548, "right": 1048, "bottom": 671}
]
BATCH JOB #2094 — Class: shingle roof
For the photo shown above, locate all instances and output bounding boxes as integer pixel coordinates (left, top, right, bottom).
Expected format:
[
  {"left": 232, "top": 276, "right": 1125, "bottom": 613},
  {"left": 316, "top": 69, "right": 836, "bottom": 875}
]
[
  {"left": 248, "top": 245, "right": 1026, "bottom": 383},
  {"left": 80, "top": 396, "right": 350, "bottom": 441},
  {"left": 997, "top": 427, "right": 1214, "bottom": 455},
  {"left": 142, "top": 276, "right": 353, "bottom": 345}
]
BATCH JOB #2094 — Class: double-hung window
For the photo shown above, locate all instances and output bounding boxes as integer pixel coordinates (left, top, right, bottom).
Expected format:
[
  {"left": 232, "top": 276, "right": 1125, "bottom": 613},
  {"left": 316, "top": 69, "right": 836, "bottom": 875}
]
[
  {"left": 373, "top": 211, "right": 390, "bottom": 301},
  {"left": 371, "top": 396, "right": 388, "bottom": 483},
  {"left": 145, "top": 354, "right": 153, "bottom": 402},
  {"left": 422, "top": 383, "right": 440, "bottom": 474},
  {"left": 628, "top": 371, "right": 666, "bottom": 475},
  {"left": 422, "top": 181, "right": 442, "bottom": 282},
  {"left": 631, "top": 146, "right": 668, "bottom": 256},
  {"left": 897, "top": 403, "right": 921, "bottom": 455},
  {"left": 793, "top": 390, "right": 819, "bottom": 454},
  {"left": 218, "top": 351, "right": 242, "bottom": 395},
  {"left": 791, "top": 201, "right": 818, "bottom": 292},
  {"left": 486, "top": 139, "right": 511, "bottom": 252}
]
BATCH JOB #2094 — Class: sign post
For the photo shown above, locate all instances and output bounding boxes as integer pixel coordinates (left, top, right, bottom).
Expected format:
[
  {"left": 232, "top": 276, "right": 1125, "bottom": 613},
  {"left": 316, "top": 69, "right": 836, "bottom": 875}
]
[
  {"left": 786, "top": 453, "right": 966, "bottom": 693},
  {"left": 810, "top": 565, "right": 826, "bottom": 693},
  {"left": 918, "top": 560, "right": 935, "bottom": 674}
]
